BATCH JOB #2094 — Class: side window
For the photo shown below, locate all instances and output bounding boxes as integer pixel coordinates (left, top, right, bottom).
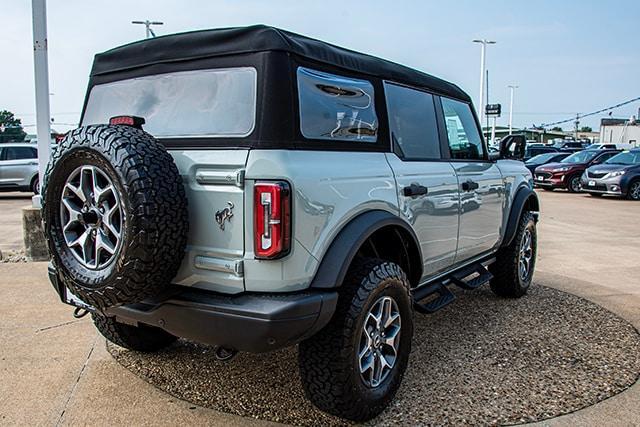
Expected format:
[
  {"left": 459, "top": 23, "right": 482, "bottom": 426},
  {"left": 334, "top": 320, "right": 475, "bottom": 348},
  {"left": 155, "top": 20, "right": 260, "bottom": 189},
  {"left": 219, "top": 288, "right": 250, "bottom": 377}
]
[
  {"left": 595, "top": 152, "right": 617, "bottom": 163},
  {"left": 5, "top": 147, "right": 36, "bottom": 160},
  {"left": 297, "top": 67, "right": 377, "bottom": 142},
  {"left": 441, "top": 97, "right": 485, "bottom": 160},
  {"left": 384, "top": 82, "right": 440, "bottom": 160}
]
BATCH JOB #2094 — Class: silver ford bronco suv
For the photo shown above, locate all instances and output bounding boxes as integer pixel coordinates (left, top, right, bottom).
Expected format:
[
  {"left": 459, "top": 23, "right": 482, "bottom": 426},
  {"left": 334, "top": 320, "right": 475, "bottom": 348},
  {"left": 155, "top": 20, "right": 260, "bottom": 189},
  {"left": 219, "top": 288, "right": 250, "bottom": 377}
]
[{"left": 43, "top": 25, "right": 538, "bottom": 421}]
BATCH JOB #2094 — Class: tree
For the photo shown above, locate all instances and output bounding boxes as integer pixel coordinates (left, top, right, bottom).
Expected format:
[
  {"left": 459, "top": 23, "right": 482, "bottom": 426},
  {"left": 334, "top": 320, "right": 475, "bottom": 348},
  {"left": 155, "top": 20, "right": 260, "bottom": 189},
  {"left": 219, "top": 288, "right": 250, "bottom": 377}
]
[
  {"left": 579, "top": 126, "right": 593, "bottom": 133},
  {"left": 0, "top": 110, "right": 27, "bottom": 143},
  {"left": 550, "top": 126, "right": 563, "bottom": 132}
]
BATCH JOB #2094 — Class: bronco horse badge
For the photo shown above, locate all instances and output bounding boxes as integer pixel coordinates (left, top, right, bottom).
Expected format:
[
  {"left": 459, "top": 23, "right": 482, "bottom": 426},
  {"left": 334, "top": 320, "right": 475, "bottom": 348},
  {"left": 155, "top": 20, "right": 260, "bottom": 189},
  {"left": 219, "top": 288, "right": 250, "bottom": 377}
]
[{"left": 215, "top": 202, "right": 234, "bottom": 230}]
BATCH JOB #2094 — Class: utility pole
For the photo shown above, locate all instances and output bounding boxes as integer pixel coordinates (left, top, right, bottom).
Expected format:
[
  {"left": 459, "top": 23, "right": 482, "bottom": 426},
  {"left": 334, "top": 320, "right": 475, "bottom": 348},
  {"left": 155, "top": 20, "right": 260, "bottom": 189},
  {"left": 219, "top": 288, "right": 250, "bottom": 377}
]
[
  {"left": 31, "top": 0, "right": 52, "bottom": 207},
  {"left": 473, "top": 39, "right": 496, "bottom": 125},
  {"left": 132, "top": 20, "right": 164, "bottom": 38},
  {"left": 508, "top": 85, "right": 518, "bottom": 135},
  {"left": 574, "top": 113, "right": 580, "bottom": 139}
]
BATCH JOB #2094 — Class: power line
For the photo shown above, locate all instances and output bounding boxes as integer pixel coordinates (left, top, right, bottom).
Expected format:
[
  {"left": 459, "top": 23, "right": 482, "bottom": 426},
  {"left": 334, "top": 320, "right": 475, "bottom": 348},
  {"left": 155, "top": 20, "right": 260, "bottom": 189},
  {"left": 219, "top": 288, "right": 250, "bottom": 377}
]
[{"left": 540, "top": 96, "right": 640, "bottom": 128}]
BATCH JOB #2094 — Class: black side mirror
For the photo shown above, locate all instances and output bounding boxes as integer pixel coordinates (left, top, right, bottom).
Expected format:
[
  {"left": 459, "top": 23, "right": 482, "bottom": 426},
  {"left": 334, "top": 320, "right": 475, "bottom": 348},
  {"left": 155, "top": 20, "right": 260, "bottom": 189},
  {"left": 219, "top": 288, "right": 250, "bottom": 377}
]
[{"left": 499, "top": 135, "right": 527, "bottom": 160}]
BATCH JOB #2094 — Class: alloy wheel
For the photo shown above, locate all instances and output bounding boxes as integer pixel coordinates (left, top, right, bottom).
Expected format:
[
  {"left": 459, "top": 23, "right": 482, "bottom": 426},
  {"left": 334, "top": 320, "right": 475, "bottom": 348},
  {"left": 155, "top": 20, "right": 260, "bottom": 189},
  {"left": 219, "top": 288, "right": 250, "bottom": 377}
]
[
  {"left": 570, "top": 176, "right": 582, "bottom": 192},
  {"left": 59, "top": 165, "right": 124, "bottom": 269},
  {"left": 519, "top": 229, "right": 533, "bottom": 281},
  {"left": 358, "top": 295, "right": 402, "bottom": 388},
  {"left": 630, "top": 182, "right": 640, "bottom": 200}
]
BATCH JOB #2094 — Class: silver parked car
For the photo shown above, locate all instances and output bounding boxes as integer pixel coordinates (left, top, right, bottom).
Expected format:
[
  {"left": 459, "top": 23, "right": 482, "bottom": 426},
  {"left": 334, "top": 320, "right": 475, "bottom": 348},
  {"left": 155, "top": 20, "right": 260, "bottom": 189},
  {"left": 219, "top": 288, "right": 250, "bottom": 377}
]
[{"left": 0, "top": 142, "right": 40, "bottom": 193}]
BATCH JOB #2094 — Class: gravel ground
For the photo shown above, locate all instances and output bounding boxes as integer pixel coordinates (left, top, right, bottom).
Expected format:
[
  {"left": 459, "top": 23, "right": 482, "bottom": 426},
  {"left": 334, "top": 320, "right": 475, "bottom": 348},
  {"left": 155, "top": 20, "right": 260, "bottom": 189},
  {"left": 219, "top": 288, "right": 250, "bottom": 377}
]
[
  {"left": 0, "top": 249, "right": 27, "bottom": 263},
  {"left": 108, "top": 285, "right": 640, "bottom": 426}
]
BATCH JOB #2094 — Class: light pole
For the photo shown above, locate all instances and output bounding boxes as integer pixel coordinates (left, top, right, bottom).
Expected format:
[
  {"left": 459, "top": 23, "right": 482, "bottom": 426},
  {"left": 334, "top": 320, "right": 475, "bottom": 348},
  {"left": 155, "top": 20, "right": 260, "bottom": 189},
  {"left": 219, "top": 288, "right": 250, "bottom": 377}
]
[
  {"left": 132, "top": 20, "right": 164, "bottom": 38},
  {"left": 508, "top": 85, "right": 518, "bottom": 135},
  {"left": 473, "top": 39, "right": 496, "bottom": 125},
  {"left": 31, "top": 0, "right": 52, "bottom": 207}
]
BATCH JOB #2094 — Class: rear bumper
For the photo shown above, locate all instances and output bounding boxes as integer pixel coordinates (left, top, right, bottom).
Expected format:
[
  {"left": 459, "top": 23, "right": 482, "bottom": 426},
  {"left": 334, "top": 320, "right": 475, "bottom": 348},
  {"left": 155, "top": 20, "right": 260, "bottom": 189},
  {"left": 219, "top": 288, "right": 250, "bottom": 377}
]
[{"left": 48, "top": 264, "right": 338, "bottom": 353}]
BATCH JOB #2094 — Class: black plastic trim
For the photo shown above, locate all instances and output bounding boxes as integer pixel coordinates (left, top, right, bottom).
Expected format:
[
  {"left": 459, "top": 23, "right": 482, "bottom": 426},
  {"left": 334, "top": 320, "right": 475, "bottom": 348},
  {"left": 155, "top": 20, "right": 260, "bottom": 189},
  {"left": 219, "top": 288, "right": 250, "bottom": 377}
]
[
  {"left": 47, "top": 264, "right": 338, "bottom": 353},
  {"left": 106, "top": 288, "right": 337, "bottom": 353},
  {"left": 501, "top": 186, "right": 540, "bottom": 247},
  {"left": 310, "top": 210, "right": 422, "bottom": 289}
]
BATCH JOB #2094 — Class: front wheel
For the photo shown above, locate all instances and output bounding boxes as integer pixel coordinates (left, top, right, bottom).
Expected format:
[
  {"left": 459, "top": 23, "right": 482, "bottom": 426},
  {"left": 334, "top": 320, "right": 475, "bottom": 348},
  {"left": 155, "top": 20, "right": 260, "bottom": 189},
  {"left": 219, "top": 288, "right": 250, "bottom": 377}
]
[
  {"left": 566, "top": 174, "right": 582, "bottom": 193},
  {"left": 627, "top": 180, "right": 640, "bottom": 201},
  {"left": 298, "top": 259, "right": 414, "bottom": 421},
  {"left": 490, "top": 211, "right": 537, "bottom": 298}
]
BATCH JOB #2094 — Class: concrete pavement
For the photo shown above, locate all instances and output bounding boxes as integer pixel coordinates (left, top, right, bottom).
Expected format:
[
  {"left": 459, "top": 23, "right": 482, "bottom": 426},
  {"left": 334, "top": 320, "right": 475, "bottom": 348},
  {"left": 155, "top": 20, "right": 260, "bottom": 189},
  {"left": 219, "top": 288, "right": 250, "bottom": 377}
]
[
  {"left": 0, "top": 189, "right": 638, "bottom": 425},
  {"left": 0, "top": 193, "right": 31, "bottom": 254}
]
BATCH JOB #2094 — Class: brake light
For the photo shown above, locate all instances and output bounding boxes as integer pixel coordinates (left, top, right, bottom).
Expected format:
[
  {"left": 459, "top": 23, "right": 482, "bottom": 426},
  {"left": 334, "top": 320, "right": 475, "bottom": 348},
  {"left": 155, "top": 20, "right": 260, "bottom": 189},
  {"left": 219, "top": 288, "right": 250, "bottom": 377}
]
[
  {"left": 254, "top": 181, "right": 291, "bottom": 259},
  {"left": 109, "top": 115, "right": 145, "bottom": 129}
]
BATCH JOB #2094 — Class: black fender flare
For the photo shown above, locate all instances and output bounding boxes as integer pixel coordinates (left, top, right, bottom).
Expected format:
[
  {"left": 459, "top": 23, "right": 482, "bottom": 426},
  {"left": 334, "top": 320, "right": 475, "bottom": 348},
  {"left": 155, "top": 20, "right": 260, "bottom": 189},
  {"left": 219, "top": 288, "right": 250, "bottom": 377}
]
[
  {"left": 501, "top": 186, "right": 540, "bottom": 248},
  {"left": 310, "top": 210, "right": 422, "bottom": 289}
]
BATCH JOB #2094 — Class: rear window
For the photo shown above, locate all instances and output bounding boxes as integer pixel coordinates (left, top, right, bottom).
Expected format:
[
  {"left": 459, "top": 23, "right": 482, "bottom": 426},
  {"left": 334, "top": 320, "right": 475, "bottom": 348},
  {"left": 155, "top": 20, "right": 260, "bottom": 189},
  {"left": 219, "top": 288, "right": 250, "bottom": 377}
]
[
  {"left": 297, "top": 67, "right": 378, "bottom": 143},
  {"left": 82, "top": 68, "right": 257, "bottom": 138}
]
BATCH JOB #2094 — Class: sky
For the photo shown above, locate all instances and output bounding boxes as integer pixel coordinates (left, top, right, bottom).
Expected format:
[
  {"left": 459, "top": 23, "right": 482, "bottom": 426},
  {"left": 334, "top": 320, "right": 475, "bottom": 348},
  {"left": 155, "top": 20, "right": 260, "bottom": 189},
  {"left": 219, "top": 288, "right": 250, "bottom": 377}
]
[{"left": 2, "top": 0, "right": 639, "bottom": 135}]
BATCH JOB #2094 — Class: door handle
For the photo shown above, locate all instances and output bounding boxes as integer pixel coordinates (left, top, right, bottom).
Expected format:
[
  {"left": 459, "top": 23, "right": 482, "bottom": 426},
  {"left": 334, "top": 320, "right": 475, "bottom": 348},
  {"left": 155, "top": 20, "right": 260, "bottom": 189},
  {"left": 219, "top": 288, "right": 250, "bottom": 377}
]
[
  {"left": 403, "top": 183, "right": 428, "bottom": 198},
  {"left": 461, "top": 180, "right": 479, "bottom": 192}
]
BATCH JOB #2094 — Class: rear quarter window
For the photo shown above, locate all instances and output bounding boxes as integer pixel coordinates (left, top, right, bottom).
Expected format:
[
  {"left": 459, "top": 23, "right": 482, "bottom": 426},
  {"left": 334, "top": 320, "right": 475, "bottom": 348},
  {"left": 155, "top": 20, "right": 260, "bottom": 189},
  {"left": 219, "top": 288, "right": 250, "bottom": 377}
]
[
  {"left": 297, "top": 67, "right": 378, "bottom": 143},
  {"left": 82, "top": 68, "right": 257, "bottom": 138}
]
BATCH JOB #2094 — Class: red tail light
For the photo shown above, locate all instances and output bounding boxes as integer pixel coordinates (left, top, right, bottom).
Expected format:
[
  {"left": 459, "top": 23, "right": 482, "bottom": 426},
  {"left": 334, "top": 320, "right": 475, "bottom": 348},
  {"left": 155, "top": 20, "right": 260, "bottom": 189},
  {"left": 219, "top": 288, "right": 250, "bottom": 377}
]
[
  {"left": 109, "top": 115, "right": 145, "bottom": 129},
  {"left": 254, "top": 181, "right": 291, "bottom": 259}
]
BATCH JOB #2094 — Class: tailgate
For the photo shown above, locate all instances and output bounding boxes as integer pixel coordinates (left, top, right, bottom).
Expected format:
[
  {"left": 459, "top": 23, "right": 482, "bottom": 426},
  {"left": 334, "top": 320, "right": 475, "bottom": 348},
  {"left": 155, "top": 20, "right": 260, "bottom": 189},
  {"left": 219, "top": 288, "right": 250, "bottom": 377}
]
[{"left": 169, "top": 149, "right": 249, "bottom": 294}]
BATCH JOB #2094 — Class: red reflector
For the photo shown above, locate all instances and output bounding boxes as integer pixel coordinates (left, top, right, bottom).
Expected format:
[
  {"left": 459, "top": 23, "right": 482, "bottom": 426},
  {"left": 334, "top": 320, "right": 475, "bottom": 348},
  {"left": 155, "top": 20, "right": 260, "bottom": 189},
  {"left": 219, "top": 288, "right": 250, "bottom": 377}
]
[
  {"left": 109, "top": 115, "right": 145, "bottom": 128},
  {"left": 254, "top": 181, "right": 291, "bottom": 259}
]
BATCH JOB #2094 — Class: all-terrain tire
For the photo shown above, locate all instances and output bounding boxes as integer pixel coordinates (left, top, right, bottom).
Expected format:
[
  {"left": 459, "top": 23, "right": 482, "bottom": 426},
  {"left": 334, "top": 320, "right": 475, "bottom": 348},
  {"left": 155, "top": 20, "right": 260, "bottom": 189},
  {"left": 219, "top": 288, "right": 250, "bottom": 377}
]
[
  {"left": 298, "top": 259, "right": 414, "bottom": 421},
  {"left": 92, "top": 313, "right": 177, "bottom": 352},
  {"left": 490, "top": 211, "right": 537, "bottom": 298},
  {"left": 42, "top": 125, "right": 188, "bottom": 309}
]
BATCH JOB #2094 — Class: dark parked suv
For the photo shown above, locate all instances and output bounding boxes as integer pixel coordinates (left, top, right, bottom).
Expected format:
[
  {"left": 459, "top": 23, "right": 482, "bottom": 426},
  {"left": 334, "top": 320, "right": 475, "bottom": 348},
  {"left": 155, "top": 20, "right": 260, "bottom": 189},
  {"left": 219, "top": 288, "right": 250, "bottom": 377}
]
[
  {"left": 534, "top": 149, "right": 619, "bottom": 192},
  {"left": 582, "top": 149, "right": 640, "bottom": 199}
]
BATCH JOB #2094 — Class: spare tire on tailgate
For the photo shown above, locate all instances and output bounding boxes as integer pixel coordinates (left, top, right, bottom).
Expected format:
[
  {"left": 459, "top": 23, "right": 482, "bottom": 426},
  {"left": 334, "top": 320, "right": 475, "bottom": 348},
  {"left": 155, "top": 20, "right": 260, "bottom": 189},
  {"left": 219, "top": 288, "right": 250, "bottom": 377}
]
[{"left": 42, "top": 125, "right": 188, "bottom": 310}]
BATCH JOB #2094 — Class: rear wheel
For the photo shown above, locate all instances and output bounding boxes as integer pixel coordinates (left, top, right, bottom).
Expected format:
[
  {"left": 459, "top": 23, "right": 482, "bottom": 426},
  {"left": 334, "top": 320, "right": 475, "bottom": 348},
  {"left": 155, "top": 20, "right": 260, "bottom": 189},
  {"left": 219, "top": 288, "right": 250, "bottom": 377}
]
[
  {"left": 31, "top": 176, "right": 40, "bottom": 194},
  {"left": 92, "top": 313, "right": 177, "bottom": 352},
  {"left": 490, "top": 211, "right": 537, "bottom": 298},
  {"left": 627, "top": 180, "right": 640, "bottom": 201},
  {"left": 298, "top": 259, "right": 413, "bottom": 421}
]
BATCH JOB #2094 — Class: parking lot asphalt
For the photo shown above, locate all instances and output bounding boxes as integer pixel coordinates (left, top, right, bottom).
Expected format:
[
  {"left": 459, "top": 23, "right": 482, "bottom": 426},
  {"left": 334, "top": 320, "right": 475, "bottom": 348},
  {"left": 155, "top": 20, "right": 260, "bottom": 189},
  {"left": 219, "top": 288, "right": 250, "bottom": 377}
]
[{"left": 0, "top": 189, "right": 638, "bottom": 426}]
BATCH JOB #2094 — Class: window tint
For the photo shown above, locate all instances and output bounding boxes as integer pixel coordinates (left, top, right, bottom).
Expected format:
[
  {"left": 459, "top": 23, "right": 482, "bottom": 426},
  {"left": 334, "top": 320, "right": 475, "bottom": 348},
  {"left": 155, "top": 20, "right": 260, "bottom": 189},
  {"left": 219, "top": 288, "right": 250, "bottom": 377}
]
[
  {"left": 82, "top": 68, "right": 257, "bottom": 138},
  {"left": 384, "top": 83, "right": 440, "bottom": 159},
  {"left": 594, "top": 151, "right": 618, "bottom": 163},
  {"left": 441, "top": 97, "right": 485, "bottom": 160},
  {"left": 5, "top": 147, "right": 36, "bottom": 160},
  {"left": 297, "top": 67, "right": 377, "bottom": 142}
]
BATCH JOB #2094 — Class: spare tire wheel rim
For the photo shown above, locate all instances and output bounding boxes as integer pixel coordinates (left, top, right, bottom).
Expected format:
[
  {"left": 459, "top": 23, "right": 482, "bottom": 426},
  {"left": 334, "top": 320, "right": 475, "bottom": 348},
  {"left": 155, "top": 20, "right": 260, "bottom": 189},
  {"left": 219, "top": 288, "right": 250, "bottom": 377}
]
[
  {"left": 60, "top": 165, "right": 124, "bottom": 270},
  {"left": 358, "top": 295, "right": 402, "bottom": 388}
]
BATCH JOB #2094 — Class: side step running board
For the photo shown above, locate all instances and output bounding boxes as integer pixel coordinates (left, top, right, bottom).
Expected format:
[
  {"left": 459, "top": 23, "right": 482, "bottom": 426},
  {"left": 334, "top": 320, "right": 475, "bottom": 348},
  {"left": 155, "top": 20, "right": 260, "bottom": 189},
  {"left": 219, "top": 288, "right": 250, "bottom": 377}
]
[
  {"left": 413, "top": 282, "right": 455, "bottom": 314},
  {"left": 450, "top": 263, "right": 493, "bottom": 290},
  {"left": 412, "top": 262, "right": 493, "bottom": 314}
]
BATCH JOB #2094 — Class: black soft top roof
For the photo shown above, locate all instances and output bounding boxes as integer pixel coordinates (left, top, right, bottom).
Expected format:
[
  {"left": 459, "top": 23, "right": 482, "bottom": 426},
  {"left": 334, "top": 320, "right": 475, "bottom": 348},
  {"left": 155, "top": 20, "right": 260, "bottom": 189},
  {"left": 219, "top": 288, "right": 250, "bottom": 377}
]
[{"left": 91, "top": 25, "right": 470, "bottom": 102}]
